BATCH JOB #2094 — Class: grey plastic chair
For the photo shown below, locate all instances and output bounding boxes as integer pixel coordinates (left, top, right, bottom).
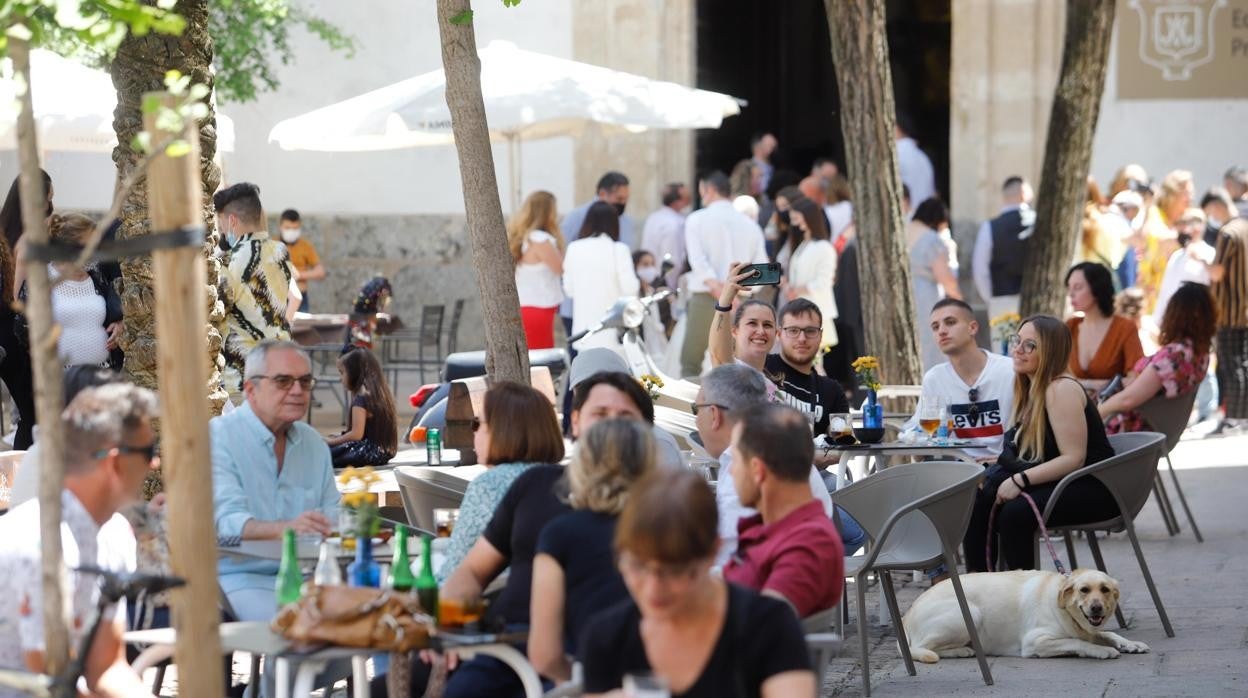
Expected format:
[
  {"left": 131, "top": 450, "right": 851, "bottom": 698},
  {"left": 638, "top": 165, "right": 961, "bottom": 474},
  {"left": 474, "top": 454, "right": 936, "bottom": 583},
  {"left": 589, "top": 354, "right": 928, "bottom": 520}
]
[
  {"left": 801, "top": 607, "right": 843, "bottom": 687},
  {"left": 833, "top": 460, "right": 993, "bottom": 697},
  {"left": 1042, "top": 431, "right": 1174, "bottom": 637},
  {"left": 394, "top": 466, "right": 466, "bottom": 534},
  {"left": 1136, "top": 390, "right": 1203, "bottom": 542}
]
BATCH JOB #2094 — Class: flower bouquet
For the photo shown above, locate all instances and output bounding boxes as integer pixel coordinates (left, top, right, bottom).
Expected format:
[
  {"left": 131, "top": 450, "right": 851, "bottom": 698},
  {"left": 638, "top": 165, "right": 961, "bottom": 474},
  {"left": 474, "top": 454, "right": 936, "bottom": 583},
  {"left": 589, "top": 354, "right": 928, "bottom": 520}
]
[
  {"left": 337, "top": 466, "right": 382, "bottom": 551},
  {"left": 638, "top": 374, "right": 664, "bottom": 402},
  {"left": 852, "top": 356, "right": 884, "bottom": 430},
  {"left": 990, "top": 313, "right": 1021, "bottom": 355}
]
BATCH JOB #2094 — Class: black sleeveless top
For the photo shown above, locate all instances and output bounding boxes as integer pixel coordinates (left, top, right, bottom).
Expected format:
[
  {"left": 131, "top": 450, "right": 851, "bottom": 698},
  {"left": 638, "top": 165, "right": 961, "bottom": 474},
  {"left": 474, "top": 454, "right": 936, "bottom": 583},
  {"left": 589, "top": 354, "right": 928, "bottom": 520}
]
[{"left": 999, "top": 379, "right": 1114, "bottom": 471}]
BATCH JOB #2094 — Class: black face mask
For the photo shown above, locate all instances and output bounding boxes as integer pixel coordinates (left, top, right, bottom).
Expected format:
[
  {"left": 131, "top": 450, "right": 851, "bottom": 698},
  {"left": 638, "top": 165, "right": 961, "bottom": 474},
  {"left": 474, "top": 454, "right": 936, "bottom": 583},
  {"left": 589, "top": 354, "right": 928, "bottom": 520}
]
[
  {"left": 612, "top": 202, "right": 626, "bottom": 217},
  {"left": 1177, "top": 232, "right": 1192, "bottom": 247},
  {"left": 778, "top": 210, "right": 791, "bottom": 225}
]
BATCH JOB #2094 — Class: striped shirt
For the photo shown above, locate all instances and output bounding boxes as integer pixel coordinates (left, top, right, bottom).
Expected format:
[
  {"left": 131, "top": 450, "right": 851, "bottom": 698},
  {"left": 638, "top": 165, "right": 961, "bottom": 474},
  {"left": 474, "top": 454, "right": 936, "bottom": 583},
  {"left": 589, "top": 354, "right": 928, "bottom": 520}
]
[
  {"left": 221, "top": 231, "right": 295, "bottom": 393},
  {"left": 1213, "top": 219, "right": 1248, "bottom": 328}
]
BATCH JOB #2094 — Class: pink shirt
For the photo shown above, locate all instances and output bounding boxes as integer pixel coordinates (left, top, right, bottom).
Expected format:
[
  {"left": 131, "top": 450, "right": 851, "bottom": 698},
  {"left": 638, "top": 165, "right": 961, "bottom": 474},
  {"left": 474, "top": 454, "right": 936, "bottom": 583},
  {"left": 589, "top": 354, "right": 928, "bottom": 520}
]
[{"left": 723, "top": 500, "right": 844, "bottom": 618}]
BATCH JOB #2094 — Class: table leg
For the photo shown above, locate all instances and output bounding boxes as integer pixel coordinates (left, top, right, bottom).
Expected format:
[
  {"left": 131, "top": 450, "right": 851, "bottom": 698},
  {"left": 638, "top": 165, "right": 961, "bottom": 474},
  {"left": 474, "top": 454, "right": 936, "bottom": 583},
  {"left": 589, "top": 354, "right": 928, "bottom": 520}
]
[
  {"left": 836, "top": 453, "right": 851, "bottom": 490},
  {"left": 292, "top": 660, "right": 324, "bottom": 696},
  {"left": 275, "top": 658, "right": 290, "bottom": 698},
  {"left": 130, "top": 644, "right": 175, "bottom": 674},
  {"left": 456, "top": 644, "right": 544, "bottom": 698},
  {"left": 352, "top": 656, "right": 369, "bottom": 698}
]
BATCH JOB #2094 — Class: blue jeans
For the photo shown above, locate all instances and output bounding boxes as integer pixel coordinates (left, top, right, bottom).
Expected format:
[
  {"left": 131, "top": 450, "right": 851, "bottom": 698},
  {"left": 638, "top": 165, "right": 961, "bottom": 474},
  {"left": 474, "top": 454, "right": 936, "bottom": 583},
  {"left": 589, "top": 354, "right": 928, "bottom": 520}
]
[
  {"left": 298, "top": 291, "right": 310, "bottom": 313},
  {"left": 1197, "top": 363, "right": 1219, "bottom": 422},
  {"left": 836, "top": 507, "right": 867, "bottom": 555}
]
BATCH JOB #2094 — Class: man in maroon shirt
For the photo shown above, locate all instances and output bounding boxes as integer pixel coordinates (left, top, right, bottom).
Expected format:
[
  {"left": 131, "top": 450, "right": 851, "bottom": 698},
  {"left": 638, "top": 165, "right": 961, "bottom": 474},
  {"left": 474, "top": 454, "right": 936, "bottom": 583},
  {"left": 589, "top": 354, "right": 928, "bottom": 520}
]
[{"left": 723, "top": 403, "right": 844, "bottom": 618}]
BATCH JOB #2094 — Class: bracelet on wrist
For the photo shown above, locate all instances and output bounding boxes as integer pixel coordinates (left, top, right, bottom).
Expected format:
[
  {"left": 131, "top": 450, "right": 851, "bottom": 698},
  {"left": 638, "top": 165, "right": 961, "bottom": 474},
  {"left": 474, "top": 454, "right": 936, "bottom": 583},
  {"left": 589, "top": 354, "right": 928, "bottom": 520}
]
[
  {"left": 714, "top": 302, "right": 733, "bottom": 313},
  {"left": 1019, "top": 471, "right": 1032, "bottom": 489}
]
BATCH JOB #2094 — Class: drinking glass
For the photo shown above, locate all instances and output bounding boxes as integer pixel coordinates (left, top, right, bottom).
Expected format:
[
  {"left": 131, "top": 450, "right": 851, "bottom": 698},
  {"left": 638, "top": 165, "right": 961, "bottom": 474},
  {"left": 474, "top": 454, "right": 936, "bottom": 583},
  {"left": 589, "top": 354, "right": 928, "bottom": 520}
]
[
  {"left": 434, "top": 508, "right": 459, "bottom": 538},
  {"left": 623, "top": 673, "right": 670, "bottom": 698},
  {"left": 918, "top": 396, "right": 944, "bottom": 443},
  {"left": 828, "top": 412, "right": 855, "bottom": 444}
]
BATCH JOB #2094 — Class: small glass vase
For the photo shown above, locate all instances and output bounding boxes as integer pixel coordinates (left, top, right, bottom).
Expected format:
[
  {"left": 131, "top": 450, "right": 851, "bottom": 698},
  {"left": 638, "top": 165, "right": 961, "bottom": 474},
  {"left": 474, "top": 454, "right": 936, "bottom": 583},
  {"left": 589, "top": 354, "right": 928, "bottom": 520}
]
[
  {"left": 862, "top": 389, "right": 884, "bottom": 429},
  {"left": 348, "top": 534, "right": 381, "bottom": 588}
]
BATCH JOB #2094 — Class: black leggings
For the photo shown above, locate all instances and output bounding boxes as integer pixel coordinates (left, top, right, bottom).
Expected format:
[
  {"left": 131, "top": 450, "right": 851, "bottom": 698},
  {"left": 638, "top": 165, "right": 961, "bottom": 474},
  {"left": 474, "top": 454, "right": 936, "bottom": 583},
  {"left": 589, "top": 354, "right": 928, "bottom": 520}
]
[
  {"left": 0, "top": 313, "right": 35, "bottom": 449},
  {"left": 963, "top": 476, "right": 1119, "bottom": 572}
]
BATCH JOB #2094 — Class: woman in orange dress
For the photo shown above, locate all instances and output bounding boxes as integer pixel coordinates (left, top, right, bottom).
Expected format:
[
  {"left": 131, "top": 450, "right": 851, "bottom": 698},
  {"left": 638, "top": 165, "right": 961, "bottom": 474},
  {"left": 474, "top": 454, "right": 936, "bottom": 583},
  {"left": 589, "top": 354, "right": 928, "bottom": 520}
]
[{"left": 1065, "top": 262, "right": 1144, "bottom": 394}]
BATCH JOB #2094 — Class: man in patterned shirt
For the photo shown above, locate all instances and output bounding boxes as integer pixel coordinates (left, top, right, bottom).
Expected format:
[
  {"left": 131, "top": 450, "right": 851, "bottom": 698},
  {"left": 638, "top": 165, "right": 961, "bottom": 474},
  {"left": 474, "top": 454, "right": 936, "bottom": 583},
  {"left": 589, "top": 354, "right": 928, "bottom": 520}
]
[
  {"left": 0, "top": 384, "right": 160, "bottom": 697},
  {"left": 214, "top": 182, "right": 295, "bottom": 401}
]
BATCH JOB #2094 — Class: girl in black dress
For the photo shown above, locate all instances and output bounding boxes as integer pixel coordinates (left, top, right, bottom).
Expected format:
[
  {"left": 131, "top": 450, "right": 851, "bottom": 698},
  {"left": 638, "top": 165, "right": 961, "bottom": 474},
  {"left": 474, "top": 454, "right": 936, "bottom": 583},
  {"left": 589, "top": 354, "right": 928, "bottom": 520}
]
[{"left": 326, "top": 347, "right": 396, "bottom": 468}]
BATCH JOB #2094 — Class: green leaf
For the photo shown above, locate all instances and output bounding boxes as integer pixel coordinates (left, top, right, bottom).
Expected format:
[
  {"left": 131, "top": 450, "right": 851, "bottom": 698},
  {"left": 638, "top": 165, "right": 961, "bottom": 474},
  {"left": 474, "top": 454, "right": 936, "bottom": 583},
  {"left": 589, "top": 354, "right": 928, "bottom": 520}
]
[
  {"left": 164, "top": 139, "right": 191, "bottom": 158},
  {"left": 187, "top": 83, "right": 210, "bottom": 101},
  {"left": 156, "top": 0, "right": 177, "bottom": 8},
  {"left": 130, "top": 131, "right": 152, "bottom": 154},
  {"left": 449, "top": 9, "right": 473, "bottom": 24},
  {"left": 185, "top": 101, "right": 209, "bottom": 120},
  {"left": 142, "top": 93, "right": 163, "bottom": 115}
]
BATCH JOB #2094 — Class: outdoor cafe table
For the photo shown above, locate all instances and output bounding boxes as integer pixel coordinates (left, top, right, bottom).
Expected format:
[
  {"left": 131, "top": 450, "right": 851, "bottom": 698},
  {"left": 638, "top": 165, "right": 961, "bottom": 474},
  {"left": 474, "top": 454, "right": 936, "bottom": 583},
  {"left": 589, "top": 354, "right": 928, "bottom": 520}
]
[
  {"left": 218, "top": 537, "right": 403, "bottom": 564},
  {"left": 827, "top": 440, "right": 980, "bottom": 490},
  {"left": 126, "top": 621, "right": 543, "bottom": 698}
]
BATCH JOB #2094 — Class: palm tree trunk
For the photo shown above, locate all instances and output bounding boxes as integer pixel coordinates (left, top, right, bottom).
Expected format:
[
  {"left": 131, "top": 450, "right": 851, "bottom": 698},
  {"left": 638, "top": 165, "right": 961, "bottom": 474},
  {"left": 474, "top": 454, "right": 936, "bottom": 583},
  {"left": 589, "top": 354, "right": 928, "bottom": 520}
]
[
  {"left": 1020, "top": 0, "right": 1116, "bottom": 317},
  {"left": 824, "top": 0, "right": 922, "bottom": 388},
  {"left": 111, "top": 0, "right": 228, "bottom": 442},
  {"left": 436, "top": 0, "right": 531, "bottom": 386}
]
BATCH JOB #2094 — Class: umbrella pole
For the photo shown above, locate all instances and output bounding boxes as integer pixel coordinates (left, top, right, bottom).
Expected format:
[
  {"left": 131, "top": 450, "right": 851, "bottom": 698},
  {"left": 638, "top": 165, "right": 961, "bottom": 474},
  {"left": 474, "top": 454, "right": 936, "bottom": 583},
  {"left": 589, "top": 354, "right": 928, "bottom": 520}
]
[{"left": 508, "top": 133, "right": 521, "bottom": 214}]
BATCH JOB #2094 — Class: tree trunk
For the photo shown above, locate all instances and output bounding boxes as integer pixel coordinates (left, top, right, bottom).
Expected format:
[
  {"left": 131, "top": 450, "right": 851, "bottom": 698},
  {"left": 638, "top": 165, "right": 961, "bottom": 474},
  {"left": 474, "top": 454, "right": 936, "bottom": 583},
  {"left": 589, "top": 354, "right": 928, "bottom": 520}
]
[
  {"left": 1020, "top": 0, "right": 1116, "bottom": 318},
  {"left": 436, "top": 0, "right": 530, "bottom": 386},
  {"left": 823, "top": 0, "right": 921, "bottom": 388},
  {"left": 10, "top": 35, "right": 72, "bottom": 677},
  {"left": 111, "top": 0, "right": 227, "bottom": 451}
]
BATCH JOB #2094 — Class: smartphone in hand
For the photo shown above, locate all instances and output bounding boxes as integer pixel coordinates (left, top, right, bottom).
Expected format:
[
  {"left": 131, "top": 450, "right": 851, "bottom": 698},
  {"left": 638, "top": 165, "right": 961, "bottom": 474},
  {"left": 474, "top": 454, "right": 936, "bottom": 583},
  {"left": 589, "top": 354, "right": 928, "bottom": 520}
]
[{"left": 738, "top": 262, "right": 783, "bottom": 287}]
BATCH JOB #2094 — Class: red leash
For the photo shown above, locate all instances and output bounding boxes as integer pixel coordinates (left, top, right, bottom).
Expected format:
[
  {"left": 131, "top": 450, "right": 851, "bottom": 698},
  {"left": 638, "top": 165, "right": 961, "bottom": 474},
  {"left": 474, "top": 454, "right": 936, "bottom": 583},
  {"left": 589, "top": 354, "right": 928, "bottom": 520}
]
[{"left": 986, "top": 491, "right": 1069, "bottom": 576}]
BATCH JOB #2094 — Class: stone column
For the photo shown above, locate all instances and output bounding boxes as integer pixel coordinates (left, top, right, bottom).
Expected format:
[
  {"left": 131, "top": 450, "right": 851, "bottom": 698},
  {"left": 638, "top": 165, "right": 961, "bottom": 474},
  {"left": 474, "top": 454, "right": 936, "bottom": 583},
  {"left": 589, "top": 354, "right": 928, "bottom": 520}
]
[
  {"left": 572, "top": 0, "right": 696, "bottom": 229},
  {"left": 949, "top": 0, "right": 1064, "bottom": 256}
]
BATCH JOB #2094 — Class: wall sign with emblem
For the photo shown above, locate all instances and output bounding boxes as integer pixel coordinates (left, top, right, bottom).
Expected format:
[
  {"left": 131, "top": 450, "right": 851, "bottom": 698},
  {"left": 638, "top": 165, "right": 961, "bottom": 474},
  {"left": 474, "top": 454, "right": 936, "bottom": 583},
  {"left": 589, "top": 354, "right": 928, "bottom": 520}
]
[{"left": 1118, "top": 0, "right": 1248, "bottom": 99}]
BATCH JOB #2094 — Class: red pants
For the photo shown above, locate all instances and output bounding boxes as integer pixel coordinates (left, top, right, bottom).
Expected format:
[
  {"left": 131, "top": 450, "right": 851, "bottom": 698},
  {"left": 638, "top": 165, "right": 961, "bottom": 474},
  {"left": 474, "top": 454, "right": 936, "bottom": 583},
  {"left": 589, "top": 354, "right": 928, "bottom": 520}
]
[{"left": 520, "top": 305, "right": 558, "bottom": 349}]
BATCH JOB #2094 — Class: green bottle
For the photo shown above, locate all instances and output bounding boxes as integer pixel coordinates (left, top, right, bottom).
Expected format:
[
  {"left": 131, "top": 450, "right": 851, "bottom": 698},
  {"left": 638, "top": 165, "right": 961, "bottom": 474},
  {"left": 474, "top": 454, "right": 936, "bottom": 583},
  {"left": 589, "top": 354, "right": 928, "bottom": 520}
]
[
  {"left": 390, "top": 526, "right": 416, "bottom": 592},
  {"left": 275, "top": 528, "right": 304, "bottom": 606},
  {"left": 415, "top": 534, "right": 439, "bottom": 622}
]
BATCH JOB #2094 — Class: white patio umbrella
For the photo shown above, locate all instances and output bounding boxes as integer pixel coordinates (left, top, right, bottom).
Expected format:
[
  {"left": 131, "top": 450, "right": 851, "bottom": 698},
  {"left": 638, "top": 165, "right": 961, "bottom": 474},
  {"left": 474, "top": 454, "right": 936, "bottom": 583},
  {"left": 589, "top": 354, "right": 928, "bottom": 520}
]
[
  {"left": 0, "top": 49, "right": 235, "bottom": 153},
  {"left": 267, "top": 40, "right": 743, "bottom": 209}
]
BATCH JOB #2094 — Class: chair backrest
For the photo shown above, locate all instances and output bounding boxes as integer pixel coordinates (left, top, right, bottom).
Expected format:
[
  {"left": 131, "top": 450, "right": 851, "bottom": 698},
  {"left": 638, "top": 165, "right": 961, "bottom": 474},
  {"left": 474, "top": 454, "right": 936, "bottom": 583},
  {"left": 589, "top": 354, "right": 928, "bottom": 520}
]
[
  {"left": 1047, "top": 432, "right": 1167, "bottom": 523},
  {"left": 394, "top": 466, "right": 467, "bottom": 533},
  {"left": 420, "top": 305, "right": 446, "bottom": 344},
  {"left": 833, "top": 460, "right": 985, "bottom": 564},
  {"left": 446, "top": 299, "right": 467, "bottom": 355},
  {"left": 1134, "top": 391, "right": 1198, "bottom": 454}
]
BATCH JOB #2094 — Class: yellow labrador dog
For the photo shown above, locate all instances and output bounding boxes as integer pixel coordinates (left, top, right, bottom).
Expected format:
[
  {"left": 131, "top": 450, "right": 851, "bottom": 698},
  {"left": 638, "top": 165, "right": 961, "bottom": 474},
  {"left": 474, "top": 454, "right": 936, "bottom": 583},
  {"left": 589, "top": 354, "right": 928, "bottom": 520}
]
[{"left": 902, "top": 569, "right": 1150, "bottom": 661}]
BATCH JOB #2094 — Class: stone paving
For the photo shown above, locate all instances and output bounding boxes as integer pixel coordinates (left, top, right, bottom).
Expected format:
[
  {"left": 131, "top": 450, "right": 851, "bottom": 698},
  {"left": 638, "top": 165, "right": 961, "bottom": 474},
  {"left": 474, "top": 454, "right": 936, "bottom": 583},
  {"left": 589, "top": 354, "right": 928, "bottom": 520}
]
[{"left": 820, "top": 428, "right": 1248, "bottom": 697}]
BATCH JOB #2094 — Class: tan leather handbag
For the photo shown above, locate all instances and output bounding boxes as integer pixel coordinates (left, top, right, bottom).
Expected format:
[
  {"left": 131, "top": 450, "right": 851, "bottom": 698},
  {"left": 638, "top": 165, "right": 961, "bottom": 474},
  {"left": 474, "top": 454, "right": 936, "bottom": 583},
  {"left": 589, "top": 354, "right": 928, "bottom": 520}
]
[{"left": 272, "top": 585, "right": 434, "bottom": 652}]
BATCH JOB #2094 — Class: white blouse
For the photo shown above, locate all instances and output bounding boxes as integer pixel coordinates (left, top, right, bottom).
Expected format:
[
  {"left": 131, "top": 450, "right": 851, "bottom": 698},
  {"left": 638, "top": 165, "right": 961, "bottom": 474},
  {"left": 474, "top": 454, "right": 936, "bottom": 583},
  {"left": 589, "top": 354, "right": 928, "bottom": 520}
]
[
  {"left": 50, "top": 270, "right": 109, "bottom": 366},
  {"left": 562, "top": 234, "right": 640, "bottom": 350},
  {"left": 514, "top": 230, "right": 564, "bottom": 309}
]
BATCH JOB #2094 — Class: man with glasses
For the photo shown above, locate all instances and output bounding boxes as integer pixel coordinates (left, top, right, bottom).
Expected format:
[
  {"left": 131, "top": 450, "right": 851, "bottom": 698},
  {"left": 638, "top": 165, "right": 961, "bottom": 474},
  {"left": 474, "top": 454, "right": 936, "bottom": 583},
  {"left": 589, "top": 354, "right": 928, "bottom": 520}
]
[
  {"left": 909, "top": 298, "right": 1014, "bottom": 461},
  {"left": 212, "top": 340, "right": 339, "bottom": 622},
  {"left": 695, "top": 364, "right": 833, "bottom": 567},
  {"left": 0, "top": 384, "right": 160, "bottom": 697},
  {"left": 764, "top": 298, "right": 850, "bottom": 437}
]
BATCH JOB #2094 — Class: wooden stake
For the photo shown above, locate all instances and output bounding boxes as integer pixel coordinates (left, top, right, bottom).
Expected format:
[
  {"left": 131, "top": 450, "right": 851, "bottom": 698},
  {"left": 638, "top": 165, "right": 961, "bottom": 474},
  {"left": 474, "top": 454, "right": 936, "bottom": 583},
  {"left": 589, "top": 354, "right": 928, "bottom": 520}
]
[
  {"left": 144, "top": 92, "right": 224, "bottom": 697},
  {"left": 9, "top": 33, "right": 72, "bottom": 678}
]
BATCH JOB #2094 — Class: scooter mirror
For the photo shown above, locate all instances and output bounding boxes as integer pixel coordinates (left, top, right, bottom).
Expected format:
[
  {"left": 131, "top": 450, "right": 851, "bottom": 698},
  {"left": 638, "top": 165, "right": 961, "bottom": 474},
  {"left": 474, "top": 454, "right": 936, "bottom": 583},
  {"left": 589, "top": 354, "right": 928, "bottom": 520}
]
[{"left": 620, "top": 298, "right": 647, "bottom": 330}]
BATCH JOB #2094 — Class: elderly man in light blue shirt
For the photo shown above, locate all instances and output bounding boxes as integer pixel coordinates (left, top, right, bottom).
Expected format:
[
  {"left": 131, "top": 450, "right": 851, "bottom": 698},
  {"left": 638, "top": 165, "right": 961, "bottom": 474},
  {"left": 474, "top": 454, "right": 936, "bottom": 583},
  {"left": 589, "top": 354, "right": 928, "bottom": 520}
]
[{"left": 213, "top": 340, "right": 339, "bottom": 622}]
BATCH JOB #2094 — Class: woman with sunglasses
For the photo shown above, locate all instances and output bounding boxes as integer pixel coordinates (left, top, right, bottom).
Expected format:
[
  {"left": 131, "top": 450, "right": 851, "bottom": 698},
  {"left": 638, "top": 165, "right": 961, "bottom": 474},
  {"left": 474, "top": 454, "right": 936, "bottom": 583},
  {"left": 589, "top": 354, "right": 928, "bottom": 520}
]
[
  {"left": 962, "top": 315, "right": 1116, "bottom": 572},
  {"left": 580, "top": 469, "right": 815, "bottom": 697},
  {"left": 436, "top": 381, "right": 565, "bottom": 582},
  {"left": 528, "top": 419, "right": 655, "bottom": 684}
]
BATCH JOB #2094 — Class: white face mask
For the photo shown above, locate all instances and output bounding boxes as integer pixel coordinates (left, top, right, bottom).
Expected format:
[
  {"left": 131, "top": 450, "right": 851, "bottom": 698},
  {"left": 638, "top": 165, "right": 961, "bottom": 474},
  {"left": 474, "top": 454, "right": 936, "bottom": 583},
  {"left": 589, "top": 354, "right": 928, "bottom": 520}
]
[
  {"left": 281, "top": 227, "right": 302, "bottom": 244},
  {"left": 1207, "top": 217, "right": 1224, "bottom": 230},
  {"left": 637, "top": 266, "right": 660, "bottom": 284}
]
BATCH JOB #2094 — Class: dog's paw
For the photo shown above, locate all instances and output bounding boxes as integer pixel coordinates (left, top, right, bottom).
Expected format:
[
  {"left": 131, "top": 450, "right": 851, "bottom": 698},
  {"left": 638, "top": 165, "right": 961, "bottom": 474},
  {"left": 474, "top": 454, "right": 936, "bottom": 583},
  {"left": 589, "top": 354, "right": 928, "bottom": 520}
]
[
  {"left": 1085, "top": 646, "right": 1120, "bottom": 660},
  {"left": 1114, "top": 638, "right": 1150, "bottom": 654},
  {"left": 938, "top": 647, "right": 977, "bottom": 659}
]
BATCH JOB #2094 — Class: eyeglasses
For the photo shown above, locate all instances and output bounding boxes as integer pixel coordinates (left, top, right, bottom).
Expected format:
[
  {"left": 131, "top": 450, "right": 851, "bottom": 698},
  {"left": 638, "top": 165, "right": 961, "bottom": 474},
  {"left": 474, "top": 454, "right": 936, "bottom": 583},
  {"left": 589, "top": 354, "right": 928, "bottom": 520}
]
[
  {"left": 95, "top": 442, "right": 160, "bottom": 462},
  {"left": 967, "top": 387, "right": 980, "bottom": 417},
  {"left": 252, "top": 374, "right": 316, "bottom": 391},
  {"left": 471, "top": 417, "right": 483, "bottom": 432},
  {"left": 617, "top": 554, "right": 700, "bottom": 584},
  {"left": 691, "top": 403, "right": 729, "bottom": 417},
  {"left": 781, "top": 326, "right": 822, "bottom": 339},
  {"left": 1007, "top": 335, "right": 1038, "bottom": 355}
]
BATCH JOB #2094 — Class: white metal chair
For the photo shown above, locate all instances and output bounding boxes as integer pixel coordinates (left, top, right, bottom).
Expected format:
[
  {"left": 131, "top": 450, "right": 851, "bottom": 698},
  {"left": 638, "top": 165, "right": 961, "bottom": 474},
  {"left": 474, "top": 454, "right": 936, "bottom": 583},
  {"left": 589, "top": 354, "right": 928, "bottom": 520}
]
[
  {"left": 394, "top": 466, "right": 467, "bottom": 534},
  {"left": 832, "top": 460, "right": 993, "bottom": 696},
  {"left": 1041, "top": 431, "right": 1174, "bottom": 637}
]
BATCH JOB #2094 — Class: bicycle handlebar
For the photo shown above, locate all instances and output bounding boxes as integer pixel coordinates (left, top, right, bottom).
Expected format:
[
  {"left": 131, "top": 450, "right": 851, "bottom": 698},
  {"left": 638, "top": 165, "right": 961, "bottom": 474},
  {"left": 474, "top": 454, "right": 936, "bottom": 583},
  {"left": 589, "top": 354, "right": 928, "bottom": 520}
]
[{"left": 75, "top": 566, "right": 186, "bottom": 603}]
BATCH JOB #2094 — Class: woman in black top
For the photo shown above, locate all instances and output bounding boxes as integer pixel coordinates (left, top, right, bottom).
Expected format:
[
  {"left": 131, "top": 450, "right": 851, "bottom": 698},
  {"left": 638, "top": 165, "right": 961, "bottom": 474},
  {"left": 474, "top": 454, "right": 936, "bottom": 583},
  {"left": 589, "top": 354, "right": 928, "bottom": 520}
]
[
  {"left": 963, "top": 315, "right": 1117, "bottom": 572},
  {"left": 580, "top": 470, "right": 813, "bottom": 698},
  {"left": 528, "top": 419, "right": 655, "bottom": 684}
]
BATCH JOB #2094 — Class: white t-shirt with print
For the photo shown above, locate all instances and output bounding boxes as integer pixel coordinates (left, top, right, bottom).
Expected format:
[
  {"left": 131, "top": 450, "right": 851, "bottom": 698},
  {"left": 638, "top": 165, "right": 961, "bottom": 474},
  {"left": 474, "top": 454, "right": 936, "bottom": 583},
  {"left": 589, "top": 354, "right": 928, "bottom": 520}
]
[{"left": 909, "top": 350, "right": 1015, "bottom": 460}]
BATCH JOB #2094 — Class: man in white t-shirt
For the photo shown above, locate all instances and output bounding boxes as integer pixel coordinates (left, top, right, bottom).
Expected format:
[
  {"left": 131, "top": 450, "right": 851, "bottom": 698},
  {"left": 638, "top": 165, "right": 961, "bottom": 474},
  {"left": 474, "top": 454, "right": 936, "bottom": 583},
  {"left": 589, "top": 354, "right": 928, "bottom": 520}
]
[{"left": 909, "top": 298, "right": 1015, "bottom": 461}]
